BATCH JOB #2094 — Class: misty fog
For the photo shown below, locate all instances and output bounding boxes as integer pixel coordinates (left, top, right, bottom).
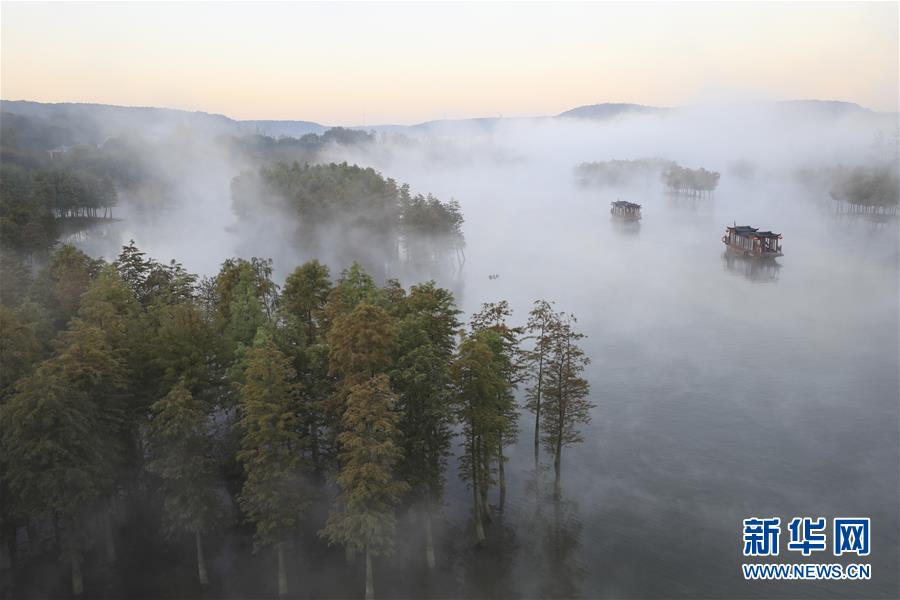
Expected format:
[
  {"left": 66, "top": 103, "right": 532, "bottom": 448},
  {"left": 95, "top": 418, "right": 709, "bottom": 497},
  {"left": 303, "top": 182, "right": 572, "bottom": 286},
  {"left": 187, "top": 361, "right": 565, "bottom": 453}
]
[{"left": 5, "top": 97, "right": 899, "bottom": 598}]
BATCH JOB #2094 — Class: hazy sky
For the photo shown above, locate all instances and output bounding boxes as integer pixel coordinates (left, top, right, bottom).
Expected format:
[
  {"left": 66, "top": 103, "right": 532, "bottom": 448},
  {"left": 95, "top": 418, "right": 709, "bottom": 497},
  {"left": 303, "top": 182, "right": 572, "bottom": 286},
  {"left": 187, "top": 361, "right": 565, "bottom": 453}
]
[{"left": 1, "top": 1, "right": 897, "bottom": 124}]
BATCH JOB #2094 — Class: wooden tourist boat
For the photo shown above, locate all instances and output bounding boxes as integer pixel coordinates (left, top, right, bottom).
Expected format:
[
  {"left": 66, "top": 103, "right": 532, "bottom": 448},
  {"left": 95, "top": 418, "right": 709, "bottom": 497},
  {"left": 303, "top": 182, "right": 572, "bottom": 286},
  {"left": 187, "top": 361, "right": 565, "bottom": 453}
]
[
  {"left": 722, "top": 224, "right": 783, "bottom": 258},
  {"left": 610, "top": 200, "right": 642, "bottom": 221}
]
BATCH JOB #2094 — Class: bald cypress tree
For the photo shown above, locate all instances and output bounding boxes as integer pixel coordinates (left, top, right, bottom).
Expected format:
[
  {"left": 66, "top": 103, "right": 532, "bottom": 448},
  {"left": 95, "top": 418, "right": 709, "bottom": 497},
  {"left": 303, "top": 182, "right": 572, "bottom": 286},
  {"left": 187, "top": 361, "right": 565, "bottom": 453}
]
[
  {"left": 524, "top": 300, "right": 559, "bottom": 467},
  {"left": 469, "top": 301, "right": 521, "bottom": 511},
  {"left": 0, "top": 364, "right": 104, "bottom": 597},
  {"left": 0, "top": 318, "right": 126, "bottom": 597},
  {"left": 280, "top": 260, "right": 332, "bottom": 472},
  {"left": 235, "top": 329, "right": 309, "bottom": 597},
  {"left": 325, "top": 300, "right": 398, "bottom": 576},
  {"left": 282, "top": 260, "right": 331, "bottom": 345},
  {"left": 390, "top": 282, "right": 460, "bottom": 568},
  {"left": 541, "top": 314, "right": 592, "bottom": 499},
  {"left": 320, "top": 374, "right": 407, "bottom": 600},
  {"left": 147, "top": 381, "right": 224, "bottom": 588},
  {"left": 451, "top": 331, "right": 510, "bottom": 544}
]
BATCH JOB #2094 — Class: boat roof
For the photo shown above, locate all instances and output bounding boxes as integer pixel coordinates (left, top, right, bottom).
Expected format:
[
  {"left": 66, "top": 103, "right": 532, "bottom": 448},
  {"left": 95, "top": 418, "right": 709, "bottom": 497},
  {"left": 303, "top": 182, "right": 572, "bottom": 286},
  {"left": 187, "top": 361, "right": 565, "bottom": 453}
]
[
  {"left": 727, "top": 225, "right": 781, "bottom": 238},
  {"left": 611, "top": 200, "right": 641, "bottom": 209}
]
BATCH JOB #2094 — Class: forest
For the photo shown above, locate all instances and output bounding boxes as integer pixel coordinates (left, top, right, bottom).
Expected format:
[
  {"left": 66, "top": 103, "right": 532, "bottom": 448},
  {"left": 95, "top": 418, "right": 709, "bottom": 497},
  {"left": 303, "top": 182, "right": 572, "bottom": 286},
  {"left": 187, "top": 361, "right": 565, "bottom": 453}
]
[
  {"left": 1, "top": 95, "right": 897, "bottom": 600},
  {"left": 0, "top": 240, "right": 591, "bottom": 599}
]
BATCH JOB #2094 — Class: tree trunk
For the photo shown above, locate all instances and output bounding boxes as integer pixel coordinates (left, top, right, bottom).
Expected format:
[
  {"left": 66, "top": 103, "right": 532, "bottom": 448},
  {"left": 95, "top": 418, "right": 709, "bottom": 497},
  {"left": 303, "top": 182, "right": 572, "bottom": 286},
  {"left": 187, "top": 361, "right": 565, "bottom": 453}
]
[
  {"left": 71, "top": 554, "right": 83, "bottom": 597},
  {"left": 472, "top": 473, "right": 485, "bottom": 545},
  {"left": 195, "top": 530, "right": 209, "bottom": 588},
  {"left": 365, "top": 547, "right": 374, "bottom": 600},
  {"left": 534, "top": 352, "right": 544, "bottom": 467},
  {"left": 103, "top": 506, "right": 116, "bottom": 563},
  {"left": 554, "top": 432, "right": 562, "bottom": 499},
  {"left": 0, "top": 528, "right": 12, "bottom": 572},
  {"left": 498, "top": 441, "right": 506, "bottom": 512},
  {"left": 424, "top": 504, "right": 436, "bottom": 569},
  {"left": 277, "top": 542, "right": 288, "bottom": 597}
]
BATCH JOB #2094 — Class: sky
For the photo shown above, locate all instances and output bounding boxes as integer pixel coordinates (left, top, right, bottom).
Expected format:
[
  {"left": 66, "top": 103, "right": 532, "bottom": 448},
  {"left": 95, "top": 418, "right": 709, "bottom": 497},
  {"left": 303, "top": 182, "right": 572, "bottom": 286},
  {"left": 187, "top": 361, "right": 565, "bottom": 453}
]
[{"left": 1, "top": 1, "right": 897, "bottom": 125}]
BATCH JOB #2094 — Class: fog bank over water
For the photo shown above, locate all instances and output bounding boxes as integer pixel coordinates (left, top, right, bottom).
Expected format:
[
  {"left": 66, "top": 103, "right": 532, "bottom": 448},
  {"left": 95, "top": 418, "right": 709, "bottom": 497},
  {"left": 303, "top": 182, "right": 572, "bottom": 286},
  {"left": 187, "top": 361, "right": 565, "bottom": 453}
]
[{"left": 63, "top": 98, "right": 899, "bottom": 597}]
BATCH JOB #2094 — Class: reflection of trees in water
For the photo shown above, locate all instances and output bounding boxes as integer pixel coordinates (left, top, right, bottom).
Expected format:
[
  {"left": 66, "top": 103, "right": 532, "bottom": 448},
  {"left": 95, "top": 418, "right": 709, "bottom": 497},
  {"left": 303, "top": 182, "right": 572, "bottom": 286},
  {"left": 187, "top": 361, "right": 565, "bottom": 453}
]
[
  {"left": 455, "top": 509, "right": 519, "bottom": 599},
  {"left": 520, "top": 466, "right": 587, "bottom": 600},
  {"left": 58, "top": 218, "right": 123, "bottom": 245},
  {"left": 721, "top": 252, "right": 781, "bottom": 283}
]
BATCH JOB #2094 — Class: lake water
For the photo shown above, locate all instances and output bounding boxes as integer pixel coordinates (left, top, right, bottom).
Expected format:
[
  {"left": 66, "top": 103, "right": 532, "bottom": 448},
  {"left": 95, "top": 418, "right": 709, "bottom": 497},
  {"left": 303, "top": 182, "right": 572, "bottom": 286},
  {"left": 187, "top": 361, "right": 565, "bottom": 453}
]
[{"left": 53, "top": 145, "right": 899, "bottom": 599}]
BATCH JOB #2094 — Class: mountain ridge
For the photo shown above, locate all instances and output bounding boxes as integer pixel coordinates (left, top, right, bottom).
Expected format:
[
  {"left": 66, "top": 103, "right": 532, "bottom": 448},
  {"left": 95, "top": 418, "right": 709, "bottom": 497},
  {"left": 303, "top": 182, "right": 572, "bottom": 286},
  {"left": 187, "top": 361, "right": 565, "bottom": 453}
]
[{"left": 1, "top": 98, "right": 891, "bottom": 142}]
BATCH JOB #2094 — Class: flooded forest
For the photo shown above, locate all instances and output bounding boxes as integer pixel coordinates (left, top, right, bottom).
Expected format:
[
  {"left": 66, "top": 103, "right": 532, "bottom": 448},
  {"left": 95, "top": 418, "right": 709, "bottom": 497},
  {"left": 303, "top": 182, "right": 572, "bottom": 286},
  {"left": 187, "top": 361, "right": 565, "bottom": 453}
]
[{"left": 0, "top": 94, "right": 898, "bottom": 600}]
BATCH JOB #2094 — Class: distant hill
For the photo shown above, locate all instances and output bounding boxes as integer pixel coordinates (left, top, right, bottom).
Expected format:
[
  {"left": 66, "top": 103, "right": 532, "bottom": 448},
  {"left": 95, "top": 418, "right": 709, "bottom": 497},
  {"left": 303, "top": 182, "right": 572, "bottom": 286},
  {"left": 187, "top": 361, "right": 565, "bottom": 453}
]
[
  {"left": 239, "top": 120, "right": 327, "bottom": 137},
  {"left": 0, "top": 99, "right": 891, "bottom": 147},
  {"left": 773, "top": 100, "right": 874, "bottom": 117},
  {"left": 556, "top": 103, "right": 665, "bottom": 120},
  {"left": 0, "top": 100, "right": 239, "bottom": 143}
]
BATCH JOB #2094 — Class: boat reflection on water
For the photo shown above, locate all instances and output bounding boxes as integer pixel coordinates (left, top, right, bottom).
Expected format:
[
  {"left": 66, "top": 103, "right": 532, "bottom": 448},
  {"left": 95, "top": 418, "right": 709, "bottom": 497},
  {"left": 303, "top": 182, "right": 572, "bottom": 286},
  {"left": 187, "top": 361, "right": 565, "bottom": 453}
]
[
  {"left": 610, "top": 200, "right": 642, "bottom": 235},
  {"left": 611, "top": 218, "right": 641, "bottom": 235},
  {"left": 721, "top": 251, "right": 781, "bottom": 283}
]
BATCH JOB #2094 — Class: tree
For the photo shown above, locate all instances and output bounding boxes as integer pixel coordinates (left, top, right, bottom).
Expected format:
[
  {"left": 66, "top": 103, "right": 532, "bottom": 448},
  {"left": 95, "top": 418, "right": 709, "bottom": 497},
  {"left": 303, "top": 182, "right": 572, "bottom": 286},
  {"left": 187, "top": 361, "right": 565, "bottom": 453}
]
[
  {"left": 524, "top": 300, "right": 559, "bottom": 467},
  {"left": 28, "top": 245, "right": 103, "bottom": 329},
  {"left": 282, "top": 260, "right": 331, "bottom": 345},
  {"left": 469, "top": 301, "right": 521, "bottom": 511},
  {"left": 0, "top": 319, "right": 127, "bottom": 596},
  {"left": 389, "top": 282, "right": 460, "bottom": 568},
  {"left": 235, "top": 330, "right": 309, "bottom": 597},
  {"left": 0, "top": 304, "right": 40, "bottom": 401},
  {"left": 280, "top": 260, "right": 334, "bottom": 474},
  {"left": 328, "top": 302, "right": 397, "bottom": 384},
  {"left": 320, "top": 374, "right": 407, "bottom": 600},
  {"left": 451, "top": 331, "right": 510, "bottom": 544},
  {"left": 0, "top": 364, "right": 105, "bottom": 597},
  {"left": 147, "top": 381, "right": 224, "bottom": 588},
  {"left": 541, "top": 314, "right": 592, "bottom": 498}
]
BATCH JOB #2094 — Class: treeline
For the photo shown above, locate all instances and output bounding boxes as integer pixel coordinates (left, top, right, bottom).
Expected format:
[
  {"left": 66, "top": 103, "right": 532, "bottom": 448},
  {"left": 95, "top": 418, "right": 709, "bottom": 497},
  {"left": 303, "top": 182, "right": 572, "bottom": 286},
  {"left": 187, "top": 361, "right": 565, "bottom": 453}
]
[
  {"left": 1, "top": 164, "right": 120, "bottom": 258},
  {"left": 575, "top": 158, "right": 674, "bottom": 187},
  {"left": 661, "top": 164, "right": 720, "bottom": 196},
  {"left": 573, "top": 158, "right": 721, "bottom": 197},
  {"left": 0, "top": 242, "right": 590, "bottom": 599},
  {"left": 223, "top": 128, "right": 374, "bottom": 165},
  {"left": 232, "top": 162, "right": 465, "bottom": 276},
  {"left": 828, "top": 165, "right": 899, "bottom": 215}
]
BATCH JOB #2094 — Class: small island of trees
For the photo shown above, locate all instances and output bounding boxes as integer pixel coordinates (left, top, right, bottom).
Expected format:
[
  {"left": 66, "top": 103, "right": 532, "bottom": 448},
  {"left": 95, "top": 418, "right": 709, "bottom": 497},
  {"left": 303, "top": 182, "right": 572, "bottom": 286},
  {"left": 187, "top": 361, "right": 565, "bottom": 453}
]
[
  {"left": 231, "top": 162, "right": 465, "bottom": 278},
  {"left": 662, "top": 164, "right": 720, "bottom": 197}
]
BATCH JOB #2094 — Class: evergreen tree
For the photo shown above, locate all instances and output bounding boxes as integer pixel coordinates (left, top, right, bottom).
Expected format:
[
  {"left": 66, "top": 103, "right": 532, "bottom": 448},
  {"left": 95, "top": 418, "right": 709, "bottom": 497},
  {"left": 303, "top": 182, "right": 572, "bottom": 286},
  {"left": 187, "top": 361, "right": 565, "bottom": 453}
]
[{"left": 320, "top": 374, "right": 408, "bottom": 600}]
